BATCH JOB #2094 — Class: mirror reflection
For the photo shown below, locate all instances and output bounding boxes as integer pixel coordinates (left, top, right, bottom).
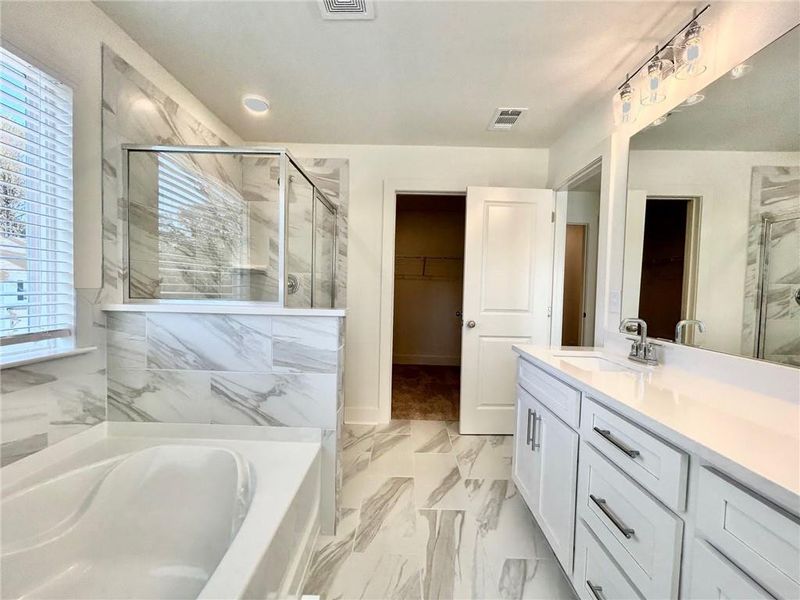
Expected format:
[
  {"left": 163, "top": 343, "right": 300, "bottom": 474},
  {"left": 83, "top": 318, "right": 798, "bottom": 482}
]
[{"left": 623, "top": 26, "right": 800, "bottom": 366}]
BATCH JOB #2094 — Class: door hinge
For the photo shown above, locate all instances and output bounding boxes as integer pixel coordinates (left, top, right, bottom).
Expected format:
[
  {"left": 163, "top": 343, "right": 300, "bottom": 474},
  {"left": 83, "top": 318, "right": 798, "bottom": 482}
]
[
  {"left": 551, "top": 211, "right": 555, "bottom": 223},
  {"left": 546, "top": 306, "right": 552, "bottom": 317}
]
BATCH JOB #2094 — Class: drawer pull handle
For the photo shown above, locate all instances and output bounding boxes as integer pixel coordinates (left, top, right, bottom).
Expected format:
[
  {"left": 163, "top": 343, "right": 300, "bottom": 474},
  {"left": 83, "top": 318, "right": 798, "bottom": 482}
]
[
  {"left": 590, "top": 494, "right": 635, "bottom": 539},
  {"left": 593, "top": 427, "right": 640, "bottom": 458},
  {"left": 526, "top": 408, "right": 534, "bottom": 447},
  {"left": 586, "top": 581, "right": 606, "bottom": 600},
  {"left": 532, "top": 412, "right": 541, "bottom": 450}
]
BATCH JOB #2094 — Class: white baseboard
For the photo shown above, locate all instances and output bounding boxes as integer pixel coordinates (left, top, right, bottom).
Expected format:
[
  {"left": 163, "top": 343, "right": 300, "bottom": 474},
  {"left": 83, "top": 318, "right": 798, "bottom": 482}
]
[
  {"left": 392, "top": 353, "right": 460, "bottom": 366},
  {"left": 344, "top": 405, "right": 383, "bottom": 424}
]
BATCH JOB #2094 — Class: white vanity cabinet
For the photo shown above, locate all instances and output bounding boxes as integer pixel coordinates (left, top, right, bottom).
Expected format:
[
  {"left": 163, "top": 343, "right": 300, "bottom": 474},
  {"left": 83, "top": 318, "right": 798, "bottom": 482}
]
[
  {"left": 513, "top": 350, "right": 800, "bottom": 600},
  {"left": 514, "top": 367, "right": 580, "bottom": 573}
]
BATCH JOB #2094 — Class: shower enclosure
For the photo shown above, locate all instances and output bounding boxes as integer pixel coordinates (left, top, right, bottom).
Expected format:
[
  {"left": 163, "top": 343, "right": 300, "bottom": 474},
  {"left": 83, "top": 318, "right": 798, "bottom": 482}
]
[{"left": 122, "top": 146, "right": 337, "bottom": 308}]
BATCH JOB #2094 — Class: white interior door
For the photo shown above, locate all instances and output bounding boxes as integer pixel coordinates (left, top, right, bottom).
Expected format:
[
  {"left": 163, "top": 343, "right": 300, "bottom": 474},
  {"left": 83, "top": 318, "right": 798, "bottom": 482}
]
[{"left": 460, "top": 186, "right": 554, "bottom": 434}]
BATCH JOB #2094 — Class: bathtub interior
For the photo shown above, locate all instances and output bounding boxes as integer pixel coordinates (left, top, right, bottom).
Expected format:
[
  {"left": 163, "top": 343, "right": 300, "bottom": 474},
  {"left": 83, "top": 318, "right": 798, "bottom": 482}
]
[{"left": 1, "top": 431, "right": 321, "bottom": 600}]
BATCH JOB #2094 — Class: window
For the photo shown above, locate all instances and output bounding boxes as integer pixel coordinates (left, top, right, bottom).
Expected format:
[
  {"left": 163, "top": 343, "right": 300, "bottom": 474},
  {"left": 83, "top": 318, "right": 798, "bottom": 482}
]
[{"left": 0, "top": 46, "right": 74, "bottom": 362}]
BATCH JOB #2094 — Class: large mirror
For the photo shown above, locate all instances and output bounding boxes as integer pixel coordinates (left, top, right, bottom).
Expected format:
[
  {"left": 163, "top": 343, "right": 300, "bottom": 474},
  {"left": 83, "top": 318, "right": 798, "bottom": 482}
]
[{"left": 623, "top": 26, "right": 799, "bottom": 367}]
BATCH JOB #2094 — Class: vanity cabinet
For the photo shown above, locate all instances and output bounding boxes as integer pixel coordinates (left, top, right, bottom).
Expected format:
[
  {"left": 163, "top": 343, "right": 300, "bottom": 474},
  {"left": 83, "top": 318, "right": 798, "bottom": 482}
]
[
  {"left": 513, "top": 351, "right": 800, "bottom": 600},
  {"left": 513, "top": 383, "right": 579, "bottom": 572}
]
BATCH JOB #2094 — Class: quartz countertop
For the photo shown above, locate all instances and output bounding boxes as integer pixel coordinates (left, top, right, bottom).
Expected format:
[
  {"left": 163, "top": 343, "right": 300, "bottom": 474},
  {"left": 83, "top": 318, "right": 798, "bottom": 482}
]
[{"left": 513, "top": 345, "right": 800, "bottom": 514}]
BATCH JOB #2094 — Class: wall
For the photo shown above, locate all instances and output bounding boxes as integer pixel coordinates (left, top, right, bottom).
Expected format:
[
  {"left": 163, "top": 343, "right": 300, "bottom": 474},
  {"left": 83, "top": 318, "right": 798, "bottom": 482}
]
[
  {"left": 0, "top": 1, "right": 240, "bottom": 465},
  {"left": 545, "top": 1, "right": 800, "bottom": 399},
  {"left": 566, "top": 191, "right": 600, "bottom": 346},
  {"left": 392, "top": 202, "right": 465, "bottom": 365},
  {"left": 625, "top": 150, "right": 800, "bottom": 355},
  {"left": 263, "top": 143, "right": 549, "bottom": 422},
  {"left": 106, "top": 310, "right": 344, "bottom": 533}
]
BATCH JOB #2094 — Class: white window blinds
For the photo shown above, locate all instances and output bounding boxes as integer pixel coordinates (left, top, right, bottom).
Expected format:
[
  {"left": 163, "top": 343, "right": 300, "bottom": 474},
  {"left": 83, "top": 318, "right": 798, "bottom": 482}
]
[{"left": 0, "top": 46, "right": 74, "bottom": 347}]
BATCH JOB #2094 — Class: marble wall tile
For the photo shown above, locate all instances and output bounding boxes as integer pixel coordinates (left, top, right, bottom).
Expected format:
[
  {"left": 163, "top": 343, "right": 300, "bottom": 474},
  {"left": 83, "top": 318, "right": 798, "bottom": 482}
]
[
  {"left": 321, "top": 428, "right": 338, "bottom": 534},
  {"left": 146, "top": 313, "right": 271, "bottom": 371},
  {"left": 108, "top": 369, "right": 211, "bottom": 423},
  {"left": 272, "top": 317, "right": 339, "bottom": 373},
  {"left": 47, "top": 371, "right": 107, "bottom": 445},
  {"left": 209, "top": 372, "right": 337, "bottom": 428}
]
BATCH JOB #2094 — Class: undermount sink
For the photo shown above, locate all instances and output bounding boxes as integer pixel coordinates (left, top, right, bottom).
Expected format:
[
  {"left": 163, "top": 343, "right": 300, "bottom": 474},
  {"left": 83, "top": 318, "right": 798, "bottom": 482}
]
[{"left": 554, "top": 354, "right": 634, "bottom": 373}]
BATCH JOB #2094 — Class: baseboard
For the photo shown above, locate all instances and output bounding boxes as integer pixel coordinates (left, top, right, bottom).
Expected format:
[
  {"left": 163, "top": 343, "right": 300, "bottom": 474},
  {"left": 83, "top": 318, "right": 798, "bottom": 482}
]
[
  {"left": 392, "top": 353, "right": 460, "bottom": 366},
  {"left": 344, "top": 405, "right": 383, "bottom": 424}
]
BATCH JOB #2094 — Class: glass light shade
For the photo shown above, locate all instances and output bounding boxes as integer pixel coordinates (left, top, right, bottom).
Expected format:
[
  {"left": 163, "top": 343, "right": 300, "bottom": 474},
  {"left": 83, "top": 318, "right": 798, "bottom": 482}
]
[
  {"left": 640, "top": 57, "right": 667, "bottom": 105},
  {"left": 674, "top": 21, "right": 708, "bottom": 79},
  {"left": 619, "top": 82, "right": 637, "bottom": 124}
]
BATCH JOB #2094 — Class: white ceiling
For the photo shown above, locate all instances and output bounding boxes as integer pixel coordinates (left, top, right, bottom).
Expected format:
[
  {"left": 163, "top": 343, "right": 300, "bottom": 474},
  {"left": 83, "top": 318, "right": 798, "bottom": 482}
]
[
  {"left": 631, "top": 25, "right": 800, "bottom": 151},
  {"left": 95, "top": 0, "right": 690, "bottom": 147}
]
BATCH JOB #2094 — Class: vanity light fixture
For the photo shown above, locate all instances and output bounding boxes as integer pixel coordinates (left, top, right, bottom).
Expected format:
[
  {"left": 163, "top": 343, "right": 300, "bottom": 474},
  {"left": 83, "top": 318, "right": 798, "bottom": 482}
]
[
  {"left": 730, "top": 63, "right": 753, "bottom": 79},
  {"left": 615, "top": 4, "right": 710, "bottom": 118},
  {"left": 683, "top": 93, "right": 705, "bottom": 106},
  {"left": 242, "top": 94, "right": 270, "bottom": 115},
  {"left": 651, "top": 114, "right": 668, "bottom": 127},
  {"left": 617, "top": 78, "right": 637, "bottom": 124}
]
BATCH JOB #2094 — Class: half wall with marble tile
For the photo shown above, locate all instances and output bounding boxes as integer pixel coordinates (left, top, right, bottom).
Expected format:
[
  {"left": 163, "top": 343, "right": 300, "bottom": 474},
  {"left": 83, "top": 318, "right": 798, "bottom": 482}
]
[
  {"left": 105, "top": 309, "right": 345, "bottom": 533},
  {"left": 742, "top": 166, "right": 800, "bottom": 365}
]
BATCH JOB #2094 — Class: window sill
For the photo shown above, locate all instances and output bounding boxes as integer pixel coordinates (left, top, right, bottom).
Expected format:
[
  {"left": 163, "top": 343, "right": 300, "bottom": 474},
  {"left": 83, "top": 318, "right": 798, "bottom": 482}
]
[{"left": 0, "top": 346, "right": 98, "bottom": 370}]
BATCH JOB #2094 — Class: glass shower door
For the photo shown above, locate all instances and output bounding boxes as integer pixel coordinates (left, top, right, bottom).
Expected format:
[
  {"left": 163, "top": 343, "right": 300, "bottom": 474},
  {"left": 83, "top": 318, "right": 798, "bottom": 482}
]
[
  {"left": 313, "top": 190, "right": 336, "bottom": 308},
  {"left": 285, "top": 163, "right": 314, "bottom": 308},
  {"left": 756, "top": 212, "right": 800, "bottom": 366}
]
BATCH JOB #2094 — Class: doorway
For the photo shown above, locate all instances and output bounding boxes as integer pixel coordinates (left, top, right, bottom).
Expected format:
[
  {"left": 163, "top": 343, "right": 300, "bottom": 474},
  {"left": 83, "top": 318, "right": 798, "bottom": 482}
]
[
  {"left": 391, "top": 193, "right": 466, "bottom": 421},
  {"left": 638, "top": 197, "right": 699, "bottom": 341},
  {"left": 553, "top": 161, "right": 601, "bottom": 347}
]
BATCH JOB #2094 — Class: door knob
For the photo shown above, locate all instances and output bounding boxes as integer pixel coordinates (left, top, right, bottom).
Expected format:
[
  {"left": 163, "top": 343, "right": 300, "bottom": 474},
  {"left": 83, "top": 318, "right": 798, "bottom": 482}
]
[{"left": 466, "top": 320, "right": 476, "bottom": 328}]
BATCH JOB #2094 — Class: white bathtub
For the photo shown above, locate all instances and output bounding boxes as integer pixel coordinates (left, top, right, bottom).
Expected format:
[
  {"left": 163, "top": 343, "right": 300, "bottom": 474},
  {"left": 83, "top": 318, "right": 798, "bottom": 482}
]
[{"left": 1, "top": 423, "right": 322, "bottom": 599}]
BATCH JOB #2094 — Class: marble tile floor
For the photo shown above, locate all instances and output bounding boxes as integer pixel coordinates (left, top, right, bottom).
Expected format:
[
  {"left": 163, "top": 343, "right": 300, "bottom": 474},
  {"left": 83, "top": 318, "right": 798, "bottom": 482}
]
[{"left": 302, "top": 419, "right": 577, "bottom": 600}]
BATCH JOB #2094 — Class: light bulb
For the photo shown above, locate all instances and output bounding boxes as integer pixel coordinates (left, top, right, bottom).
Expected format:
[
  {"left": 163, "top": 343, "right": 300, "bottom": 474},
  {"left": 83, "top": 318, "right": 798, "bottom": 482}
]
[
  {"left": 651, "top": 115, "right": 668, "bottom": 127},
  {"left": 641, "top": 55, "right": 666, "bottom": 105},
  {"left": 675, "top": 21, "right": 707, "bottom": 79},
  {"left": 730, "top": 64, "right": 753, "bottom": 79},
  {"left": 683, "top": 93, "right": 705, "bottom": 106},
  {"left": 619, "top": 82, "right": 635, "bottom": 124}
]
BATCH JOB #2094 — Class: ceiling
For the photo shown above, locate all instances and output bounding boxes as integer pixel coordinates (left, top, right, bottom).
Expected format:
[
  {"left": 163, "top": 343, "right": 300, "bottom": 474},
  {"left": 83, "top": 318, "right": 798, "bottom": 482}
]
[
  {"left": 95, "top": 0, "right": 689, "bottom": 147},
  {"left": 631, "top": 25, "right": 800, "bottom": 151}
]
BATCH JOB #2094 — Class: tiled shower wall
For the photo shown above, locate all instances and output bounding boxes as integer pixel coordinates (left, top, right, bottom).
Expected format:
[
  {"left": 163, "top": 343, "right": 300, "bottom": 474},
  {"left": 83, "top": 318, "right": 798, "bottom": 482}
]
[
  {"left": 106, "top": 311, "right": 345, "bottom": 532},
  {"left": 742, "top": 166, "right": 800, "bottom": 364}
]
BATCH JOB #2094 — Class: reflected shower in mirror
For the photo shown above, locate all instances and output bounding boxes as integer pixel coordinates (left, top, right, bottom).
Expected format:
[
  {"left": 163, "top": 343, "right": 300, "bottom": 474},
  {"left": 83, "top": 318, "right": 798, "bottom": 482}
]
[{"left": 623, "top": 26, "right": 799, "bottom": 367}]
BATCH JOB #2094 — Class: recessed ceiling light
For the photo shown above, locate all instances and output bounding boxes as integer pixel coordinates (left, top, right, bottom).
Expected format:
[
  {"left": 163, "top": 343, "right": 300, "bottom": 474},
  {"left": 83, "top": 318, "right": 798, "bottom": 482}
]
[
  {"left": 242, "top": 94, "right": 270, "bottom": 115},
  {"left": 730, "top": 63, "right": 753, "bottom": 79},
  {"left": 651, "top": 115, "right": 668, "bottom": 127},
  {"left": 683, "top": 93, "right": 705, "bottom": 106}
]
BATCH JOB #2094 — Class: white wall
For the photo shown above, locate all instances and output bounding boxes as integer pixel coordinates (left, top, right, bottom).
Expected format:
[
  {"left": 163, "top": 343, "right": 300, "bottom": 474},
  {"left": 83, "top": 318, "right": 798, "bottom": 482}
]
[
  {"left": 546, "top": 2, "right": 800, "bottom": 396},
  {"left": 268, "top": 143, "right": 548, "bottom": 422},
  {"left": 0, "top": 1, "right": 242, "bottom": 289},
  {"left": 626, "top": 150, "right": 800, "bottom": 355},
  {"left": 566, "top": 191, "right": 600, "bottom": 346}
]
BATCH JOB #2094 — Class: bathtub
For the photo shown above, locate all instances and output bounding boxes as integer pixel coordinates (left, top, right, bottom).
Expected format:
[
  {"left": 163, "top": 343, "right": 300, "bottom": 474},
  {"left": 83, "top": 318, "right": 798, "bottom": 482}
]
[{"left": 1, "top": 423, "right": 322, "bottom": 599}]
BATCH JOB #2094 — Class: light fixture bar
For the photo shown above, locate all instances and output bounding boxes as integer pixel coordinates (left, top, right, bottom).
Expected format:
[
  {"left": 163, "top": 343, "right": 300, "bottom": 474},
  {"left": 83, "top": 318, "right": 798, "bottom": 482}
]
[{"left": 617, "top": 3, "right": 710, "bottom": 90}]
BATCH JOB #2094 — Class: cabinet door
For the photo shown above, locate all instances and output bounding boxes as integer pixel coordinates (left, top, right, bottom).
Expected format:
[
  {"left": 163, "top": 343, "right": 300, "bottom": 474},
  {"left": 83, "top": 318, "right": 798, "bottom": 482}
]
[
  {"left": 688, "top": 539, "right": 772, "bottom": 600},
  {"left": 532, "top": 396, "right": 579, "bottom": 573},
  {"left": 513, "top": 387, "right": 540, "bottom": 511}
]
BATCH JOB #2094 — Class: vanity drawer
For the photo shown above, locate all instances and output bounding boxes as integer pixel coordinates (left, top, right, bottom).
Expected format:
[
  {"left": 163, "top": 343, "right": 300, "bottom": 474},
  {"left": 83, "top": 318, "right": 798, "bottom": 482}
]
[
  {"left": 581, "top": 398, "right": 688, "bottom": 512},
  {"left": 696, "top": 467, "right": 800, "bottom": 600},
  {"left": 687, "top": 539, "right": 772, "bottom": 600},
  {"left": 577, "top": 442, "right": 683, "bottom": 599},
  {"left": 517, "top": 358, "right": 580, "bottom": 428},
  {"left": 574, "top": 519, "right": 643, "bottom": 600}
]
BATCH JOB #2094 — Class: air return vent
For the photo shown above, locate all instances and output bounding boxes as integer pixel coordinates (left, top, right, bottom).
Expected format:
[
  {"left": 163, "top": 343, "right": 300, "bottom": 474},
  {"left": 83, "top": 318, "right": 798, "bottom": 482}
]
[
  {"left": 318, "top": 0, "right": 375, "bottom": 20},
  {"left": 488, "top": 108, "right": 528, "bottom": 131}
]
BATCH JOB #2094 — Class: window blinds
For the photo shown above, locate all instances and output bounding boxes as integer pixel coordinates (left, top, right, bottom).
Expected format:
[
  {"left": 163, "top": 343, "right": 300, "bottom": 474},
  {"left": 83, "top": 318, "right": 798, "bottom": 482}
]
[{"left": 0, "top": 46, "right": 74, "bottom": 346}]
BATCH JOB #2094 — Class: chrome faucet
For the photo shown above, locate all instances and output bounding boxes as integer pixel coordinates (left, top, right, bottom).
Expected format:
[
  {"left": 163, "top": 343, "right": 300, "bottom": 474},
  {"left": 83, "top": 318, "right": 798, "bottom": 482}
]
[
  {"left": 619, "top": 318, "right": 658, "bottom": 365},
  {"left": 674, "top": 319, "right": 705, "bottom": 345}
]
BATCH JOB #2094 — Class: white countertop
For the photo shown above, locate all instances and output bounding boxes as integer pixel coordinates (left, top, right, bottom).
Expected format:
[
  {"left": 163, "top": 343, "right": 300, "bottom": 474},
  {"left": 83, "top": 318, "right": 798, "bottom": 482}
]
[
  {"left": 513, "top": 345, "right": 800, "bottom": 514},
  {"left": 101, "top": 303, "right": 346, "bottom": 317}
]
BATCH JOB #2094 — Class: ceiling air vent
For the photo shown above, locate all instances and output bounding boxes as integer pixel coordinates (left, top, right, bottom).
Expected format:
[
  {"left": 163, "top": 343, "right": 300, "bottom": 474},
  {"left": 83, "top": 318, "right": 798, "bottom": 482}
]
[
  {"left": 318, "top": 0, "right": 375, "bottom": 20},
  {"left": 488, "top": 108, "right": 528, "bottom": 131}
]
